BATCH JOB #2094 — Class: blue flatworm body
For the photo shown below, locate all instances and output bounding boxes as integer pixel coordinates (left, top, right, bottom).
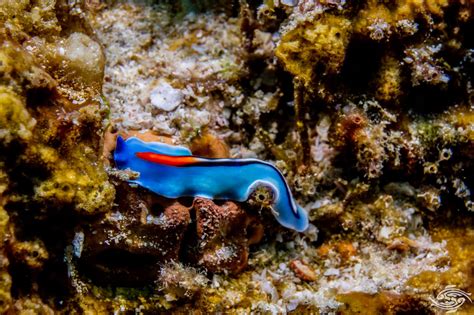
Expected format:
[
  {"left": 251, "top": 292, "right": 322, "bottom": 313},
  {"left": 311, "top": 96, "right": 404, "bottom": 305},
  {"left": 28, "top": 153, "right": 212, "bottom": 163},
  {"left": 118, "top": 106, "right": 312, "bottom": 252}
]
[{"left": 114, "top": 136, "right": 308, "bottom": 232}]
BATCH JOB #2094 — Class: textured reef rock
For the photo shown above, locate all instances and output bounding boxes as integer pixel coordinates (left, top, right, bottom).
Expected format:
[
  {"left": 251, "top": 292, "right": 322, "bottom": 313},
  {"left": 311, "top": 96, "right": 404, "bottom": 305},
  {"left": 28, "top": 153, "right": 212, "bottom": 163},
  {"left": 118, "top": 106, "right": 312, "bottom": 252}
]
[
  {"left": 74, "top": 184, "right": 262, "bottom": 286},
  {"left": 0, "top": 0, "right": 473, "bottom": 313},
  {"left": 77, "top": 183, "right": 191, "bottom": 287},
  {"left": 188, "top": 197, "right": 263, "bottom": 274},
  {"left": 0, "top": 0, "right": 113, "bottom": 312}
]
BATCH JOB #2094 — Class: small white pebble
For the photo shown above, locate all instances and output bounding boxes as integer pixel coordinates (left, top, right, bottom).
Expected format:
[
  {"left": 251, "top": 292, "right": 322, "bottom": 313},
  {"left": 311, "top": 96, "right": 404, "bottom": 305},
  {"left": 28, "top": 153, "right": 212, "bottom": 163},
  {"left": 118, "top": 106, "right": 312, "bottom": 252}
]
[
  {"left": 324, "top": 268, "right": 340, "bottom": 276},
  {"left": 150, "top": 80, "right": 184, "bottom": 112}
]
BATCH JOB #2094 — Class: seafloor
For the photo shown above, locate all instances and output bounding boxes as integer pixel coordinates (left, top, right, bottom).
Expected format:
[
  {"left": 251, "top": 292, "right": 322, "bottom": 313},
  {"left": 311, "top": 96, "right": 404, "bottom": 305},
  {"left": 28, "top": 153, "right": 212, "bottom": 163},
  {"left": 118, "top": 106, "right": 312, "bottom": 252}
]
[{"left": 0, "top": 0, "right": 473, "bottom": 314}]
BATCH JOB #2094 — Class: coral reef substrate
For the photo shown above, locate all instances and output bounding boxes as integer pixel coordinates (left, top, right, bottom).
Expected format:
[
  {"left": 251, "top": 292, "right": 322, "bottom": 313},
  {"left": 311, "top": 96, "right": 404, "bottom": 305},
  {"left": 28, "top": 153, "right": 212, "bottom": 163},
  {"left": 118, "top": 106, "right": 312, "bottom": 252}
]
[{"left": 0, "top": 0, "right": 473, "bottom": 313}]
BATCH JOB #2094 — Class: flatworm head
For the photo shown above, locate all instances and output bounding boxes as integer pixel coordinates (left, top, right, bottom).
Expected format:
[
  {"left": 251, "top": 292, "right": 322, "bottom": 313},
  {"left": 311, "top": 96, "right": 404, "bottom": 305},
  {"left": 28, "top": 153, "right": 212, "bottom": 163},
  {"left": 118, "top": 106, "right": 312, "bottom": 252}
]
[
  {"left": 247, "top": 181, "right": 278, "bottom": 209},
  {"left": 114, "top": 136, "right": 308, "bottom": 232}
]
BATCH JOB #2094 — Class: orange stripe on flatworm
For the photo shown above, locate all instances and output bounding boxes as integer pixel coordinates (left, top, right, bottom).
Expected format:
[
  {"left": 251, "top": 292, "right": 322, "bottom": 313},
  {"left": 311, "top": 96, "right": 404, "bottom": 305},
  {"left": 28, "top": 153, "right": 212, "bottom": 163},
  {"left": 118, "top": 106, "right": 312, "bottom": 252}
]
[{"left": 136, "top": 152, "right": 199, "bottom": 166}]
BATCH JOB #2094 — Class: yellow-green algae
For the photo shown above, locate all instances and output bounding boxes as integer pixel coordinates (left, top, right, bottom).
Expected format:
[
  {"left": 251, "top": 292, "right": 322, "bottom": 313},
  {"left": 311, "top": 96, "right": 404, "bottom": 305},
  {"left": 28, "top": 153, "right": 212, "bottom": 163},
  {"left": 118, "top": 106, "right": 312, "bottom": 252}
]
[
  {"left": 0, "top": 165, "right": 11, "bottom": 313},
  {"left": 0, "top": 86, "right": 36, "bottom": 144},
  {"left": 407, "top": 222, "right": 474, "bottom": 314},
  {"left": 0, "top": 1, "right": 114, "bottom": 312},
  {"left": 353, "top": 0, "right": 449, "bottom": 37},
  {"left": 276, "top": 14, "right": 352, "bottom": 87},
  {"left": 335, "top": 219, "right": 474, "bottom": 314},
  {"left": 0, "top": 43, "right": 114, "bottom": 215}
]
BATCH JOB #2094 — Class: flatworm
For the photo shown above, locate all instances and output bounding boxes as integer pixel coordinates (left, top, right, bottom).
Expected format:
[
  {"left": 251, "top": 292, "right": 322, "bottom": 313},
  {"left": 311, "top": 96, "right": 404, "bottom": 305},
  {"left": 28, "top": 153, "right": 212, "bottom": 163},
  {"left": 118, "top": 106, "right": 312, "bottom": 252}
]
[{"left": 114, "top": 136, "right": 308, "bottom": 232}]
